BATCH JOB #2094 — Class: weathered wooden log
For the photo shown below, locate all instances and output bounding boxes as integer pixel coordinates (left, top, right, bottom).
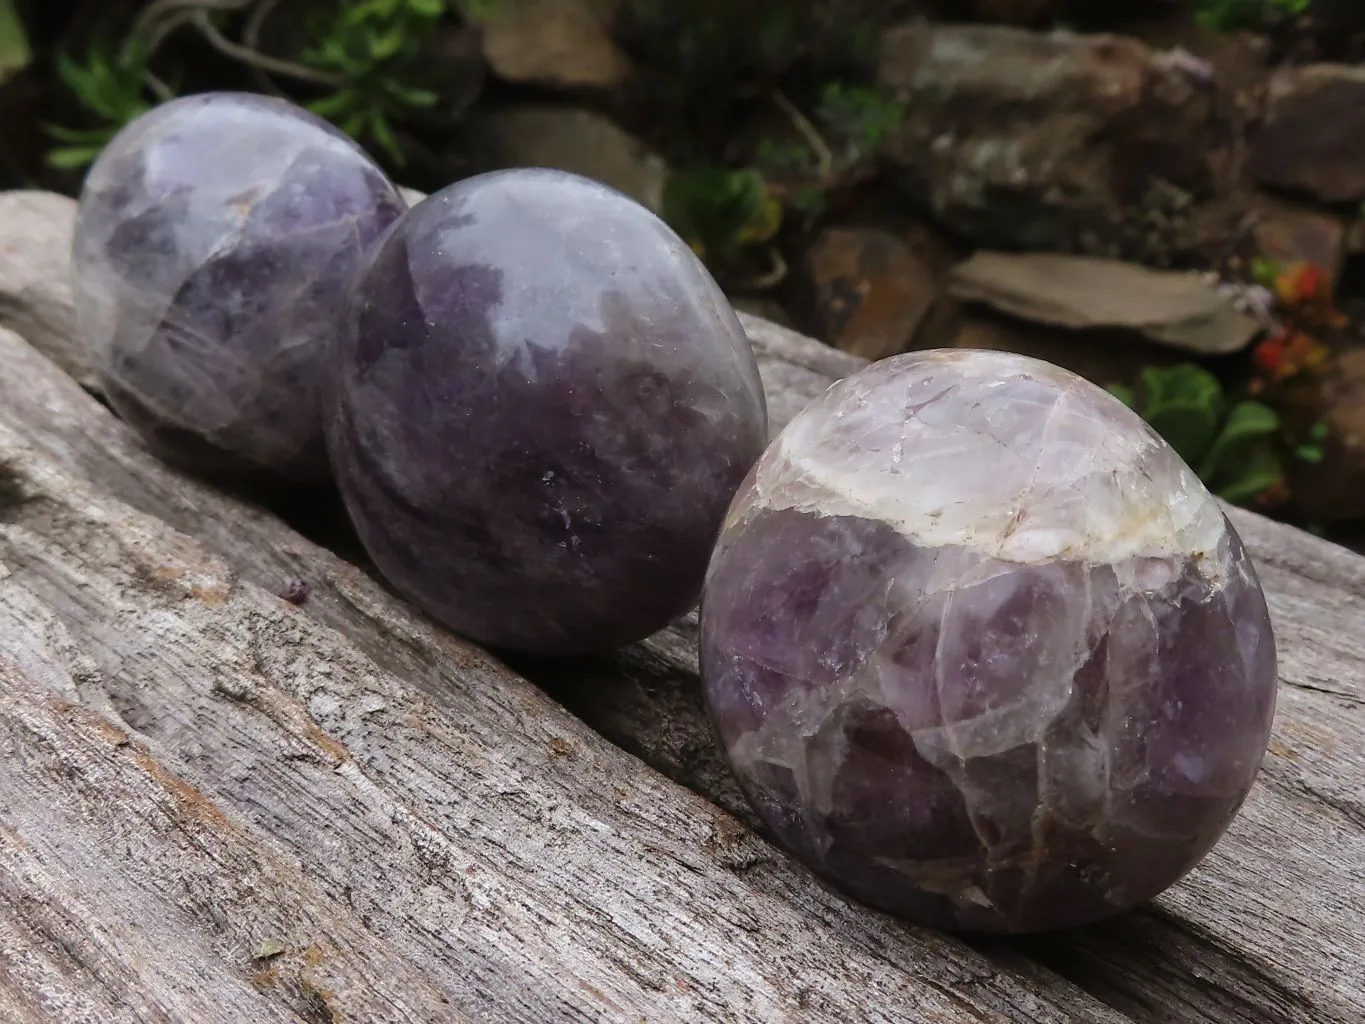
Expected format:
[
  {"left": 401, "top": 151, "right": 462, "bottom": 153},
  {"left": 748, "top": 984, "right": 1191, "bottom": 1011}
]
[
  {"left": 0, "top": 192, "right": 91, "bottom": 390},
  {"left": 0, "top": 199, "right": 1125, "bottom": 1023},
  {"left": 0, "top": 191, "right": 1361, "bottom": 1024}
]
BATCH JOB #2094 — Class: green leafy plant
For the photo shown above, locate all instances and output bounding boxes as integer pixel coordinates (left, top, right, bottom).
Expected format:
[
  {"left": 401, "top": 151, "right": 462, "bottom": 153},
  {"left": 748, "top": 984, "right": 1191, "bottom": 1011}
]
[
  {"left": 1195, "top": 0, "right": 1312, "bottom": 32},
  {"left": 752, "top": 81, "right": 903, "bottom": 187},
  {"left": 46, "top": 0, "right": 457, "bottom": 172},
  {"left": 1293, "top": 421, "right": 1330, "bottom": 464},
  {"left": 784, "top": 185, "right": 828, "bottom": 229},
  {"left": 0, "top": 0, "right": 30, "bottom": 85},
  {"left": 815, "top": 81, "right": 904, "bottom": 163},
  {"left": 662, "top": 167, "right": 783, "bottom": 267},
  {"left": 299, "top": 0, "right": 444, "bottom": 164},
  {"left": 753, "top": 137, "right": 815, "bottom": 178},
  {"left": 46, "top": 37, "right": 161, "bottom": 170},
  {"left": 684, "top": 80, "right": 904, "bottom": 276},
  {"left": 456, "top": 0, "right": 503, "bottom": 22},
  {"left": 1109, "top": 364, "right": 1288, "bottom": 506}
]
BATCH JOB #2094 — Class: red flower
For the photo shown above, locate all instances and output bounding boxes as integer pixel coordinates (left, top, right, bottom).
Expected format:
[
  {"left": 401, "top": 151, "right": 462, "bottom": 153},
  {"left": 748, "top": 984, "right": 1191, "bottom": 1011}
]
[
  {"left": 1297, "top": 263, "right": 1328, "bottom": 302},
  {"left": 1274, "top": 261, "right": 1332, "bottom": 309},
  {"left": 1253, "top": 328, "right": 1328, "bottom": 382},
  {"left": 1254, "top": 331, "right": 1288, "bottom": 377}
]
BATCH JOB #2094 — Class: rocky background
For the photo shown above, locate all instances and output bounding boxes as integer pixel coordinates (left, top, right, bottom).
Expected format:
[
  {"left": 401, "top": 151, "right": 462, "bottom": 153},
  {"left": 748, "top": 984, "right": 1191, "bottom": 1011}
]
[{"left": 3, "top": 0, "right": 1365, "bottom": 547}]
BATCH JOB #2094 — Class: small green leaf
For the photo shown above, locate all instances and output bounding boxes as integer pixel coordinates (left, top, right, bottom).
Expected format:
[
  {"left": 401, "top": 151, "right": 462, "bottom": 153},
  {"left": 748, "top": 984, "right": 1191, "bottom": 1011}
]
[
  {"left": 311, "top": 36, "right": 358, "bottom": 73},
  {"left": 1222, "top": 400, "right": 1281, "bottom": 439},
  {"left": 754, "top": 137, "right": 816, "bottom": 177},
  {"left": 1199, "top": 400, "right": 1281, "bottom": 479},
  {"left": 1213, "top": 444, "right": 1285, "bottom": 506},
  {"left": 54, "top": 50, "right": 96, "bottom": 95},
  {"left": 1294, "top": 444, "right": 1325, "bottom": 464},
  {"left": 1148, "top": 364, "right": 1224, "bottom": 410},
  {"left": 662, "top": 167, "right": 780, "bottom": 264},
  {"left": 53, "top": 35, "right": 156, "bottom": 132},
  {"left": 462, "top": 0, "right": 503, "bottom": 23},
  {"left": 1129, "top": 363, "right": 1229, "bottom": 464},
  {"left": 45, "top": 145, "right": 104, "bottom": 170},
  {"left": 368, "top": 111, "right": 405, "bottom": 166},
  {"left": 384, "top": 82, "right": 438, "bottom": 108},
  {"left": 0, "top": 0, "right": 32, "bottom": 84},
  {"left": 1195, "top": 0, "right": 1311, "bottom": 33},
  {"left": 84, "top": 59, "right": 126, "bottom": 119},
  {"left": 344, "top": 0, "right": 394, "bottom": 27},
  {"left": 368, "top": 25, "right": 405, "bottom": 61},
  {"left": 1146, "top": 401, "right": 1221, "bottom": 467},
  {"left": 816, "top": 81, "right": 905, "bottom": 155},
  {"left": 1250, "top": 257, "right": 1280, "bottom": 288},
  {"left": 44, "top": 122, "right": 115, "bottom": 145},
  {"left": 339, "top": 110, "right": 368, "bottom": 138},
  {"left": 1138, "top": 366, "right": 1168, "bottom": 409},
  {"left": 787, "top": 186, "right": 827, "bottom": 230},
  {"left": 1107, "top": 383, "right": 1138, "bottom": 410},
  {"left": 307, "top": 90, "right": 357, "bottom": 119}
]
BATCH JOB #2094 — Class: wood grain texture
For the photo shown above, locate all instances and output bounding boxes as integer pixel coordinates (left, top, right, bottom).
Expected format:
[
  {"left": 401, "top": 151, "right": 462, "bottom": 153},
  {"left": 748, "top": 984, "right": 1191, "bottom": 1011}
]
[
  {"left": 0, "top": 332, "right": 1119, "bottom": 1019},
  {"left": 1, "top": 190, "right": 1362, "bottom": 1024},
  {"left": 0, "top": 192, "right": 92, "bottom": 390},
  {"left": 556, "top": 313, "right": 1365, "bottom": 1024},
  {"left": 555, "top": 313, "right": 1365, "bottom": 1024}
]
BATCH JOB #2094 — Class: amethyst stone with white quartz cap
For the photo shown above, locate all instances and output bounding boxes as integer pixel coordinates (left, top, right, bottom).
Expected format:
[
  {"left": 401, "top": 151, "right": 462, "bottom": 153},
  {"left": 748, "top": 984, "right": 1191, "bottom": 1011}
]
[
  {"left": 72, "top": 92, "right": 404, "bottom": 482},
  {"left": 327, "top": 168, "right": 768, "bottom": 655},
  {"left": 700, "top": 350, "right": 1277, "bottom": 933}
]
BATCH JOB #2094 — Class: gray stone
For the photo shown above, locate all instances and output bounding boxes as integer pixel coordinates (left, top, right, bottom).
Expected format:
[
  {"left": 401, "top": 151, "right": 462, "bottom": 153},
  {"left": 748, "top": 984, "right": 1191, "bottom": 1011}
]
[
  {"left": 480, "top": 0, "right": 630, "bottom": 90},
  {"left": 1287, "top": 346, "right": 1365, "bottom": 524},
  {"left": 0, "top": 191, "right": 93, "bottom": 389},
  {"left": 1249, "top": 64, "right": 1365, "bottom": 203},
  {"left": 801, "top": 224, "right": 950, "bottom": 361},
  {"left": 1248, "top": 196, "right": 1347, "bottom": 291},
  {"left": 1348, "top": 217, "right": 1365, "bottom": 255},
  {"left": 875, "top": 24, "right": 1232, "bottom": 257},
  {"left": 464, "top": 105, "right": 670, "bottom": 214},
  {"left": 947, "top": 251, "right": 1261, "bottom": 354}
]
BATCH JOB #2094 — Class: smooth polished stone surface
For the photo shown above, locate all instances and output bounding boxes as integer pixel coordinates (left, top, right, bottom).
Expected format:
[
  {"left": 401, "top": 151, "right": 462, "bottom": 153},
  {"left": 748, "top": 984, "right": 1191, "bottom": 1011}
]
[
  {"left": 700, "top": 349, "right": 1278, "bottom": 933},
  {"left": 328, "top": 168, "right": 768, "bottom": 655},
  {"left": 73, "top": 92, "right": 404, "bottom": 482}
]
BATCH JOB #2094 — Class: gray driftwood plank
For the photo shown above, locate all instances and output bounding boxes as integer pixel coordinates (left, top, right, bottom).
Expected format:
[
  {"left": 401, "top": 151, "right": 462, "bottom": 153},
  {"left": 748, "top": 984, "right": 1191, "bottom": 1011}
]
[
  {"left": 0, "top": 322, "right": 1129, "bottom": 1023},
  {"left": 1, "top": 190, "right": 1362, "bottom": 1023},
  {"left": 0, "top": 323, "right": 1122, "bottom": 1017},
  {"left": 0, "top": 192, "right": 90, "bottom": 390}
]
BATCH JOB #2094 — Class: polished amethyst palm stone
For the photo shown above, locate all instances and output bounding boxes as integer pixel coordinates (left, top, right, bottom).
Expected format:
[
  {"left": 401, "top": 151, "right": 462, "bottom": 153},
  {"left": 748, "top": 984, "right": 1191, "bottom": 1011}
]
[
  {"left": 73, "top": 92, "right": 404, "bottom": 483},
  {"left": 700, "top": 350, "right": 1278, "bottom": 933},
  {"left": 327, "top": 169, "right": 768, "bottom": 654}
]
